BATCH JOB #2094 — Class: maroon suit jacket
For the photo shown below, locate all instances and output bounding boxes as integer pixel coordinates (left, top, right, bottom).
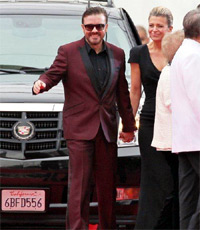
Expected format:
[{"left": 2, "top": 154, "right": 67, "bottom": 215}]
[{"left": 39, "top": 37, "right": 136, "bottom": 142}]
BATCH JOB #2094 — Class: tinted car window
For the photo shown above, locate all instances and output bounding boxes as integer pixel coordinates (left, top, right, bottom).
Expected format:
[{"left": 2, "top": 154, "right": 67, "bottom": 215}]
[{"left": 0, "top": 15, "right": 131, "bottom": 79}]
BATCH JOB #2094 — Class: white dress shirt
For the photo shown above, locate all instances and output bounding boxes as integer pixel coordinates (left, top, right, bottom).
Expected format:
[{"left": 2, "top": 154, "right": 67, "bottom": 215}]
[{"left": 171, "top": 39, "right": 200, "bottom": 153}]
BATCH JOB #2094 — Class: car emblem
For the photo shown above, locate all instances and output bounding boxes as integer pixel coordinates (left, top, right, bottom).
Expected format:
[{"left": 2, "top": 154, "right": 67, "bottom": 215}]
[
  {"left": 13, "top": 121, "right": 35, "bottom": 140},
  {"left": 18, "top": 126, "right": 30, "bottom": 135}
]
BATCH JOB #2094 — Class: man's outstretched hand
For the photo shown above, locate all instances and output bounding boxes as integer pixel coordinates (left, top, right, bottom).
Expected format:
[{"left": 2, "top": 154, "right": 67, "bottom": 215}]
[{"left": 33, "top": 80, "right": 46, "bottom": 95}]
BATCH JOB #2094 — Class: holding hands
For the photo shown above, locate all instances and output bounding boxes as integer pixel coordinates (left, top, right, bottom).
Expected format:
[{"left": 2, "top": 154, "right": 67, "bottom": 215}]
[{"left": 119, "top": 131, "right": 135, "bottom": 143}]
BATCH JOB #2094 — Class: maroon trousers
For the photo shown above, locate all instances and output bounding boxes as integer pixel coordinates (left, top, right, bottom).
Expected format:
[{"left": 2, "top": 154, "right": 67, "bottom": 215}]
[{"left": 66, "top": 127, "right": 117, "bottom": 230}]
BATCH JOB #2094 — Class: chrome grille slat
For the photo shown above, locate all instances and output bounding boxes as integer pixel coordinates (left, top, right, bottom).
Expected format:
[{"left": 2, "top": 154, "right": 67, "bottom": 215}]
[
  {"left": 27, "top": 112, "right": 59, "bottom": 119},
  {"left": 36, "top": 131, "right": 57, "bottom": 139},
  {"left": 0, "top": 141, "right": 21, "bottom": 151},
  {"left": 60, "top": 140, "right": 67, "bottom": 149},
  {"left": 0, "top": 131, "right": 12, "bottom": 139},
  {"left": 26, "top": 141, "right": 57, "bottom": 151},
  {"left": 0, "top": 120, "right": 17, "bottom": 128},
  {"left": 32, "top": 121, "right": 58, "bottom": 129},
  {"left": 0, "top": 112, "right": 22, "bottom": 119}
]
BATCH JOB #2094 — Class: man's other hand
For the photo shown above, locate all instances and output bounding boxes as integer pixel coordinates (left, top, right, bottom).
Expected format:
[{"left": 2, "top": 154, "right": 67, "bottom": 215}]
[
  {"left": 33, "top": 80, "right": 46, "bottom": 95},
  {"left": 119, "top": 131, "right": 135, "bottom": 143}
]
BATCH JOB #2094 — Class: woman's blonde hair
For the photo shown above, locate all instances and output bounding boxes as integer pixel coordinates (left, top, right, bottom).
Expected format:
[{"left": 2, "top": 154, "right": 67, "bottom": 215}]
[{"left": 148, "top": 6, "right": 173, "bottom": 27}]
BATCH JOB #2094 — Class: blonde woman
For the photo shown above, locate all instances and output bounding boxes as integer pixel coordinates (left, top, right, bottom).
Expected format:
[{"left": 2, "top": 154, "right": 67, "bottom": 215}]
[{"left": 128, "top": 7, "right": 176, "bottom": 229}]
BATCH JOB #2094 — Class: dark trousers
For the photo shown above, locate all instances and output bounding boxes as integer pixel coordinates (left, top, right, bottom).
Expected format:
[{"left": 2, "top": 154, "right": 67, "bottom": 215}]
[
  {"left": 135, "top": 121, "right": 179, "bottom": 229},
  {"left": 155, "top": 152, "right": 179, "bottom": 230},
  {"left": 179, "top": 151, "right": 200, "bottom": 230},
  {"left": 66, "top": 126, "right": 117, "bottom": 230}
]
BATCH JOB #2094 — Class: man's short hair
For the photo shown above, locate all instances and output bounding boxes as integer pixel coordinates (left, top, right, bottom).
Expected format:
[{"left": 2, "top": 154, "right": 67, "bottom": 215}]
[
  {"left": 82, "top": 7, "right": 108, "bottom": 24},
  {"left": 183, "top": 9, "right": 200, "bottom": 38},
  {"left": 136, "top": 25, "right": 148, "bottom": 36},
  {"left": 162, "top": 30, "right": 184, "bottom": 62}
]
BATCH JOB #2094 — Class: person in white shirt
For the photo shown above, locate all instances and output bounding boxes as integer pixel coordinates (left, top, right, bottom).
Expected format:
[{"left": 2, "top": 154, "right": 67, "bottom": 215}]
[
  {"left": 151, "top": 30, "right": 184, "bottom": 230},
  {"left": 171, "top": 9, "right": 200, "bottom": 230},
  {"left": 152, "top": 30, "right": 184, "bottom": 151}
]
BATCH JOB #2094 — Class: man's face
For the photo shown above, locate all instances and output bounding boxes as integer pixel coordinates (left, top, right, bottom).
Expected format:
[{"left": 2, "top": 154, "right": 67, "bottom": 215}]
[{"left": 82, "top": 13, "right": 108, "bottom": 47}]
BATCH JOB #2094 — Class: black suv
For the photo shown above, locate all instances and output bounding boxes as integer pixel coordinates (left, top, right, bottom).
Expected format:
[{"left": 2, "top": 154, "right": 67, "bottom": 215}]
[{"left": 0, "top": 0, "right": 141, "bottom": 229}]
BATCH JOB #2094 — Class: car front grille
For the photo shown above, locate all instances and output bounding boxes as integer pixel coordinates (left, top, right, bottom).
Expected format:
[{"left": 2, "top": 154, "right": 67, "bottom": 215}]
[
  {"left": 0, "top": 111, "right": 66, "bottom": 153},
  {"left": 0, "top": 120, "right": 16, "bottom": 128},
  {"left": 32, "top": 121, "right": 58, "bottom": 129},
  {"left": 26, "top": 141, "right": 57, "bottom": 151},
  {"left": 0, "top": 112, "right": 21, "bottom": 119},
  {"left": 27, "top": 112, "right": 58, "bottom": 119},
  {"left": 36, "top": 131, "right": 57, "bottom": 139},
  {"left": 0, "top": 141, "right": 22, "bottom": 151}
]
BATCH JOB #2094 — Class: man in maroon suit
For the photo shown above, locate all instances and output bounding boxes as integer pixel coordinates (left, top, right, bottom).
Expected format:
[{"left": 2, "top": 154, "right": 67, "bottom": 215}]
[{"left": 33, "top": 7, "right": 136, "bottom": 230}]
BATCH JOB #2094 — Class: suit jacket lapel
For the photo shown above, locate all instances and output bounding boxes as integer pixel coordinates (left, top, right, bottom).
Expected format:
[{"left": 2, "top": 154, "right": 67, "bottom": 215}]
[
  {"left": 101, "top": 46, "right": 115, "bottom": 99},
  {"left": 79, "top": 45, "right": 101, "bottom": 97}
]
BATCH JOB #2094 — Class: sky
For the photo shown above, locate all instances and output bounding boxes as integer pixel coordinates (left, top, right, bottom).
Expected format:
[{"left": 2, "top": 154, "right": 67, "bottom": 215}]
[{"left": 114, "top": 0, "right": 200, "bottom": 31}]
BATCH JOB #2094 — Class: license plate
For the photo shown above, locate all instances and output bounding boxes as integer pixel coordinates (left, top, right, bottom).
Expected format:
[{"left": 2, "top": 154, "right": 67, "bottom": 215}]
[{"left": 1, "top": 189, "right": 45, "bottom": 212}]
